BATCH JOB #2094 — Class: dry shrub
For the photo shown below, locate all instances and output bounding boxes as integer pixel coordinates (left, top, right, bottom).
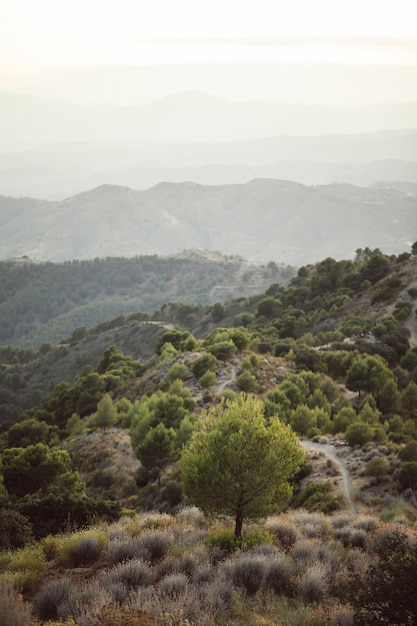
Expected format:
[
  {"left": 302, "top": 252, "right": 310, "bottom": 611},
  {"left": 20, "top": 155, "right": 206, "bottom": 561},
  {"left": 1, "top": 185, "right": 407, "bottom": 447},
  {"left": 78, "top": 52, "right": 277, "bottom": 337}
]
[
  {"left": 316, "top": 542, "right": 343, "bottom": 578},
  {"left": 106, "top": 537, "right": 150, "bottom": 564},
  {"left": 139, "top": 531, "right": 172, "bottom": 562},
  {"left": 175, "top": 507, "right": 207, "bottom": 528},
  {"left": 34, "top": 577, "right": 75, "bottom": 621},
  {"left": 266, "top": 516, "right": 299, "bottom": 549},
  {"left": 159, "top": 573, "right": 188, "bottom": 597},
  {"left": 331, "top": 514, "right": 353, "bottom": 529},
  {"left": 226, "top": 554, "right": 266, "bottom": 595},
  {"left": 104, "top": 559, "right": 153, "bottom": 590},
  {"left": 59, "top": 582, "right": 111, "bottom": 623},
  {"left": 295, "top": 562, "right": 329, "bottom": 604},
  {"left": 290, "top": 538, "right": 319, "bottom": 568},
  {"left": 353, "top": 516, "right": 378, "bottom": 533},
  {"left": 262, "top": 553, "right": 293, "bottom": 595},
  {"left": 0, "top": 581, "right": 32, "bottom": 626},
  {"left": 335, "top": 527, "right": 366, "bottom": 549},
  {"left": 125, "top": 513, "right": 174, "bottom": 536},
  {"left": 65, "top": 535, "right": 104, "bottom": 566}
]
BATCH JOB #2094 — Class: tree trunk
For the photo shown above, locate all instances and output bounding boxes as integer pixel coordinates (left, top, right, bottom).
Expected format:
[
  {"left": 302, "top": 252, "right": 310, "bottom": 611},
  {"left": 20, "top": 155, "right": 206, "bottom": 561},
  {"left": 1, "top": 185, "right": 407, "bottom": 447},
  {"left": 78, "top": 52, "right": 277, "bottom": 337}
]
[{"left": 234, "top": 513, "right": 243, "bottom": 538}]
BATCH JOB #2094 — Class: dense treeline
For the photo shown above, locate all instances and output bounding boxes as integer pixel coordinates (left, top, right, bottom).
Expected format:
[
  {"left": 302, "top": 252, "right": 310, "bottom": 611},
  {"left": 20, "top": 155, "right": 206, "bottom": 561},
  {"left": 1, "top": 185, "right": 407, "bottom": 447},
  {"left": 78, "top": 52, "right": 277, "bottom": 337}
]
[{"left": 0, "top": 254, "right": 291, "bottom": 347}]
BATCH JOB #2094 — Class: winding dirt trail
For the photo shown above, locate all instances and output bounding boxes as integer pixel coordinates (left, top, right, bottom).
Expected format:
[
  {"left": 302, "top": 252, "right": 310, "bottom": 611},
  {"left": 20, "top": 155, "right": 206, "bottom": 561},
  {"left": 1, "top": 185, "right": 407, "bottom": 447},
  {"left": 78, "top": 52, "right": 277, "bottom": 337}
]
[
  {"left": 404, "top": 300, "right": 417, "bottom": 347},
  {"left": 300, "top": 440, "right": 358, "bottom": 514}
]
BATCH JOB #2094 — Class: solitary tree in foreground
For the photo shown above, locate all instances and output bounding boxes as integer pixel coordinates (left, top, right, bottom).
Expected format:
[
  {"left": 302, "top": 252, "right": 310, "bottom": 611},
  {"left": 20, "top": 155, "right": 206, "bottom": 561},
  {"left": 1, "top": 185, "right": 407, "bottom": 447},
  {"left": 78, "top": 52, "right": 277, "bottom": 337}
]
[{"left": 180, "top": 393, "right": 304, "bottom": 538}]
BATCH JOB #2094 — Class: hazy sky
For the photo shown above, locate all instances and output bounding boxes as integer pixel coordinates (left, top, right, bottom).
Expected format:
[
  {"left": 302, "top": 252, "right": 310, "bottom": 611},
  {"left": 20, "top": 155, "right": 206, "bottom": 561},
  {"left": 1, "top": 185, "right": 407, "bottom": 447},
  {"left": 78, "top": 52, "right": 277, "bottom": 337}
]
[{"left": 1, "top": 0, "right": 417, "bottom": 105}]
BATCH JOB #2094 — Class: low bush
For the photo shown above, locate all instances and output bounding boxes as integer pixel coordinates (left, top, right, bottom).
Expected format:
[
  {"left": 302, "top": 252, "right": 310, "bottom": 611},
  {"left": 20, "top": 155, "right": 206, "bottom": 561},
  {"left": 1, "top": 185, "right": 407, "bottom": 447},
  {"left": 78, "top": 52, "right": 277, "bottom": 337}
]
[
  {"left": 227, "top": 555, "right": 266, "bottom": 595},
  {"left": 34, "top": 577, "right": 74, "bottom": 621},
  {"left": 106, "top": 559, "right": 153, "bottom": 590},
  {"left": 159, "top": 572, "right": 188, "bottom": 597},
  {"left": 262, "top": 554, "right": 293, "bottom": 595},
  {"left": 0, "top": 581, "right": 32, "bottom": 626},
  {"left": 266, "top": 517, "right": 299, "bottom": 549},
  {"left": 295, "top": 563, "right": 328, "bottom": 604},
  {"left": 293, "top": 482, "right": 341, "bottom": 514}
]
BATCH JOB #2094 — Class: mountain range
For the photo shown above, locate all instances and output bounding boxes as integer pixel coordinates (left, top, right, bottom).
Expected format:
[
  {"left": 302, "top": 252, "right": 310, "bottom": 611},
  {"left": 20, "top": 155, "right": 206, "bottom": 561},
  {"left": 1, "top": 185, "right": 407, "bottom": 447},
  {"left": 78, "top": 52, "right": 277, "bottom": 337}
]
[{"left": 1, "top": 179, "right": 416, "bottom": 265}]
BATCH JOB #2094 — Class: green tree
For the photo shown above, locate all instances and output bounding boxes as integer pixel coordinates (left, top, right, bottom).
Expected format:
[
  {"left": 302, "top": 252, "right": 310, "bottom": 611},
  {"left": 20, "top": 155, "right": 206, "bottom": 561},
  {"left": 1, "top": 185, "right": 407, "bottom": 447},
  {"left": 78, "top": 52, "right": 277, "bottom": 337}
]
[
  {"left": 136, "top": 423, "right": 176, "bottom": 486},
  {"left": 206, "top": 340, "right": 237, "bottom": 364},
  {"left": 365, "top": 457, "right": 390, "bottom": 484},
  {"left": 398, "top": 461, "right": 417, "bottom": 490},
  {"left": 236, "top": 370, "right": 257, "bottom": 392},
  {"left": 180, "top": 394, "right": 304, "bottom": 538},
  {"left": 89, "top": 393, "right": 117, "bottom": 430},
  {"left": 401, "top": 381, "right": 417, "bottom": 418},
  {"left": 6, "top": 417, "right": 51, "bottom": 448},
  {"left": 1, "top": 443, "right": 75, "bottom": 498},
  {"left": 191, "top": 352, "right": 217, "bottom": 379},
  {"left": 345, "top": 422, "right": 373, "bottom": 447}
]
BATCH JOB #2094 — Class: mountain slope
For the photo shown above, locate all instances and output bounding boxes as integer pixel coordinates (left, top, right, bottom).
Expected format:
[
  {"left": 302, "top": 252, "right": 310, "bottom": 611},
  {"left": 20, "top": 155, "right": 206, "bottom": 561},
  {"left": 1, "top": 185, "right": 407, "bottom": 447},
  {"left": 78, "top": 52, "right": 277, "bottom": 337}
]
[{"left": 1, "top": 180, "right": 416, "bottom": 264}]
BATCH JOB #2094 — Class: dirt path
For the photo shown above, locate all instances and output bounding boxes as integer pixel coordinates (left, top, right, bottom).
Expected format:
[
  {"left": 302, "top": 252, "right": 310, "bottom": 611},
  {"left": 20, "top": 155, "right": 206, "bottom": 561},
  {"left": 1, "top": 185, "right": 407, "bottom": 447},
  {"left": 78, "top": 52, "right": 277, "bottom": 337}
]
[
  {"left": 300, "top": 440, "right": 358, "bottom": 514},
  {"left": 404, "top": 300, "right": 417, "bottom": 347},
  {"left": 217, "top": 364, "right": 237, "bottom": 392}
]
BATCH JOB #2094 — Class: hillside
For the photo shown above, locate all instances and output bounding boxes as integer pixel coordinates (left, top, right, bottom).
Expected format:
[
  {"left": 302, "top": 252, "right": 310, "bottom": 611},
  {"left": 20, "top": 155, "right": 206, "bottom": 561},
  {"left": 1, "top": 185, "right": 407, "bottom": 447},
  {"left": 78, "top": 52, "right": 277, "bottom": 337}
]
[
  {"left": 0, "top": 252, "right": 292, "bottom": 348},
  {"left": 2, "top": 246, "right": 417, "bottom": 625},
  {"left": 1, "top": 179, "right": 416, "bottom": 265}
]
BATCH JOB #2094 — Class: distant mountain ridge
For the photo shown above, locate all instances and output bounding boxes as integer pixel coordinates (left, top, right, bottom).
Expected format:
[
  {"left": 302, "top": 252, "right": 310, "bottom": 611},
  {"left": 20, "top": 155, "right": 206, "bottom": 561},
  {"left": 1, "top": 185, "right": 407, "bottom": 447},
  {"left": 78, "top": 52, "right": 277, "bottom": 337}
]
[
  {"left": 1, "top": 179, "right": 416, "bottom": 265},
  {"left": 1, "top": 91, "right": 417, "bottom": 146}
]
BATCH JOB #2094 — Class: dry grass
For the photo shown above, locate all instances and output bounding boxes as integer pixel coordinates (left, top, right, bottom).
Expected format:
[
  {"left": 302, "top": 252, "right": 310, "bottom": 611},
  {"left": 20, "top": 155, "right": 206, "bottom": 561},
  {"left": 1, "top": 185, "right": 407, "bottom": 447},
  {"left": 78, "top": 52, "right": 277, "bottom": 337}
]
[{"left": 3, "top": 508, "right": 415, "bottom": 626}]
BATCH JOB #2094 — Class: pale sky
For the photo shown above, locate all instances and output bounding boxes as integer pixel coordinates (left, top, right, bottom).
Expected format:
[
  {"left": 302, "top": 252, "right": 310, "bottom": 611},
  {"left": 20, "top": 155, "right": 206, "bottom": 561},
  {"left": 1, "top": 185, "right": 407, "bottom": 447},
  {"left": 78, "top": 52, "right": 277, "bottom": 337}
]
[{"left": 1, "top": 0, "right": 417, "bottom": 104}]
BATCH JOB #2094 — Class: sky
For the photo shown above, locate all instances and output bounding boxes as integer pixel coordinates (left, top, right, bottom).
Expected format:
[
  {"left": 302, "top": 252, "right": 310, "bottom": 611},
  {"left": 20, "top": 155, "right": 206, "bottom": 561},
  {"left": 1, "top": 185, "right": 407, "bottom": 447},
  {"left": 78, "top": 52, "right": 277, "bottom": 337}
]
[{"left": 1, "top": 0, "right": 417, "bottom": 105}]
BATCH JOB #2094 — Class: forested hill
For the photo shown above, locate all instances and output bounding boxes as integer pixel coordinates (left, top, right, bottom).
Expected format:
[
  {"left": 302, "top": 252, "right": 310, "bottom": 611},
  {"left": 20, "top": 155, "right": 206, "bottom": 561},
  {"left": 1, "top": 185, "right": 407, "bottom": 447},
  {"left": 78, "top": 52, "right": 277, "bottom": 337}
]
[
  {"left": 1, "top": 246, "right": 416, "bottom": 424},
  {"left": 0, "top": 252, "right": 293, "bottom": 347}
]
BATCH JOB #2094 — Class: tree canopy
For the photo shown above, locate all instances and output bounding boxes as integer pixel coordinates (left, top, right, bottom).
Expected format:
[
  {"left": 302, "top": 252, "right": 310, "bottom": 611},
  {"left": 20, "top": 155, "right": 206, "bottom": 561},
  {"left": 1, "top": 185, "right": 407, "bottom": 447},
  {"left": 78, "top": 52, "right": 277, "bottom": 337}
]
[{"left": 180, "top": 393, "right": 304, "bottom": 537}]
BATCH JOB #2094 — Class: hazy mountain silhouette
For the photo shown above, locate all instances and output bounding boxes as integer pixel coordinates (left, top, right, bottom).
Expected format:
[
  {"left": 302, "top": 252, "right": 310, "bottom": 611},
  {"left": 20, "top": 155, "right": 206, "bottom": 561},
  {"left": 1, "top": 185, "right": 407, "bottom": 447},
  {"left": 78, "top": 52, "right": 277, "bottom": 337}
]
[{"left": 1, "top": 180, "right": 415, "bottom": 265}]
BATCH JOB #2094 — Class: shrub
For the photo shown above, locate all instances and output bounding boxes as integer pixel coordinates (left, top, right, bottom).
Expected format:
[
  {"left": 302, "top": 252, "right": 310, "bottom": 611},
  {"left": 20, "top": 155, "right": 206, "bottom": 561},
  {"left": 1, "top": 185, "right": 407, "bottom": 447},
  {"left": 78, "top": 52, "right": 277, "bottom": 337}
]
[
  {"left": 107, "top": 559, "right": 153, "bottom": 590},
  {"left": 61, "top": 532, "right": 106, "bottom": 566},
  {"left": 191, "top": 353, "right": 217, "bottom": 379},
  {"left": 262, "top": 554, "right": 293, "bottom": 594},
  {"left": 266, "top": 518, "right": 299, "bottom": 549},
  {"left": 206, "top": 528, "right": 239, "bottom": 553},
  {"left": 159, "top": 572, "right": 188, "bottom": 596},
  {"left": 348, "top": 531, "right": 417, "bottom": 625},
  {"left": 295, "top": 563, "right": 328, "bottom": 603},
  {"left": 241, "top": 529, "right": 273, "bottom": 550},
  {"left": 106, "top": 536, "right": 152, "bottom": 564},
  {"left": 34, "top": 577, "right": 74, "bottom": 621},
  {"left": 228, "top": 555, "right": 266, "bottom": 595},
  {"left": 0, "top": 507, "right": 32, "bottom": 550},
  {"left": 199, "top": 370, "right": 217, "bottom": 389},
  {"left": 167, "top": 364, "right": 189, "bottom": 382},
  {"left": 236, "top": 371, "right": 257, "bottom": 392},
  {"left": 398, "top": 441, "right": 417, "bottom": 462},
  {"left": 291, "top": 539, "right": 318, "bottom": 568},
  {"left": 345, "top": 422, "right": 373, "bottom": 447},
  {"left": 139, "top": 531, "right": 172, "bottom": 561},
  {"left": 293, "top": 482, "right": 341, "bottom": 514},
  {"left": 398, "top": 461, "right": 417, "bottom": 489},
  {"left": 0, "top": 582, "right": 32, "bottom": 626},
  {"left": 335, "top": 527, "right": 367, "bottom": 549},
  {"left": 364, "top": 457, "right": 390, "bottom": 484}
]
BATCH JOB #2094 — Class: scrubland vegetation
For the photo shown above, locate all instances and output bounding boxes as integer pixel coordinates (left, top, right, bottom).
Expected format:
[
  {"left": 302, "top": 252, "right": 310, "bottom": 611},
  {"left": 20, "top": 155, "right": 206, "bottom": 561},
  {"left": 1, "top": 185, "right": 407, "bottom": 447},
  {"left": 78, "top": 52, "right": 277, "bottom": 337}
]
[{"left": 1, "top": 246, "right": 417, "bottom": 623}]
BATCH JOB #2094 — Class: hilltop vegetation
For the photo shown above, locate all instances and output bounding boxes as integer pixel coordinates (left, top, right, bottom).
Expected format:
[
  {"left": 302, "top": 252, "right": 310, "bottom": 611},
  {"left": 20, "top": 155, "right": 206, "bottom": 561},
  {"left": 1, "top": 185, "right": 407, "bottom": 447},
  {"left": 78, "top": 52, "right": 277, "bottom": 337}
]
[
  {"left": 0, "top": 251, "right": 292, "bottom": 347},
  {"left": 1, "top": 246, "right": 417, "bottom": 624}
]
